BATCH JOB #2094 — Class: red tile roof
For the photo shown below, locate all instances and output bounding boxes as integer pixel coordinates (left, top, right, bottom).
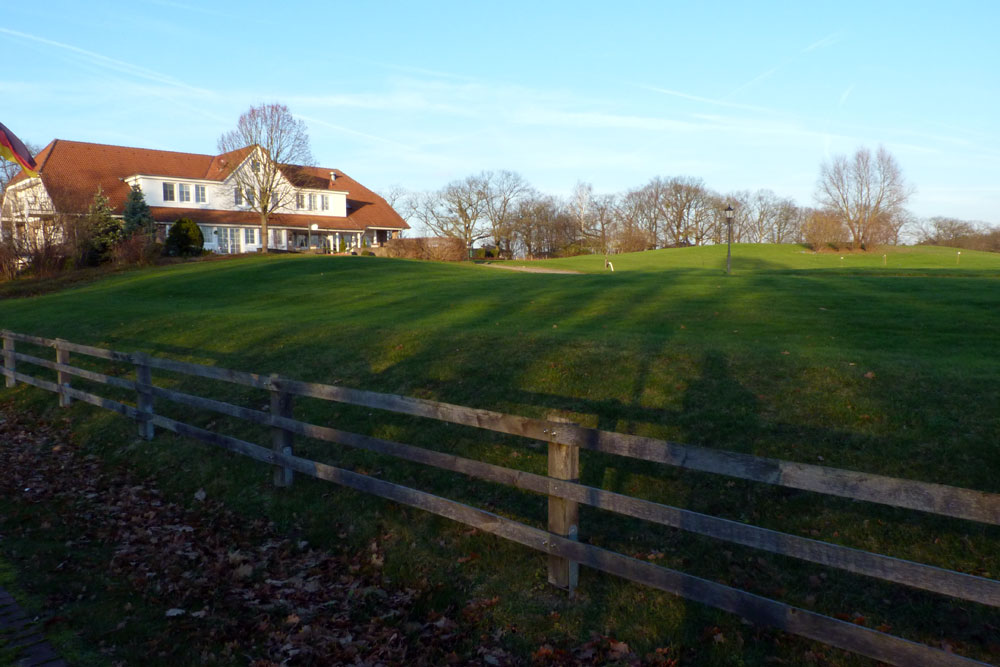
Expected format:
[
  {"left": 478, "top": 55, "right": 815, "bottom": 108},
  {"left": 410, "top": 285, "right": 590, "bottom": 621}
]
[{"left": 11, "top": 140, "right": 408, "bottom": 231}]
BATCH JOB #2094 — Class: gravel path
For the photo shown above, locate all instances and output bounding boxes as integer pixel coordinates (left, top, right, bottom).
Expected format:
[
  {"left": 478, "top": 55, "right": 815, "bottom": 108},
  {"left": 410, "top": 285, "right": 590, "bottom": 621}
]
[{"left": 476, "top": 263, "right": 583, "bottom": 274}]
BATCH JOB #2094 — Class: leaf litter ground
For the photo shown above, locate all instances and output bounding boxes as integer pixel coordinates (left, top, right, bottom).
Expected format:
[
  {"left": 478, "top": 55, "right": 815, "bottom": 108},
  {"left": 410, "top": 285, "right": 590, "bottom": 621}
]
[{"left": 0, "top": 404, "right": 675, "bottom": 666}]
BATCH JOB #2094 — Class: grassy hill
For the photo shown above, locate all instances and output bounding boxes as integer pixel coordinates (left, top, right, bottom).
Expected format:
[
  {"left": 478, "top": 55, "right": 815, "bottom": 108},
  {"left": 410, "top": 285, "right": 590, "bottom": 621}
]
[
  {"left": 1, "top": 246, "right": 998, "bottom": 664},
  {"left": 498, "top": 242, "right": 1000, "bottom": 274}
]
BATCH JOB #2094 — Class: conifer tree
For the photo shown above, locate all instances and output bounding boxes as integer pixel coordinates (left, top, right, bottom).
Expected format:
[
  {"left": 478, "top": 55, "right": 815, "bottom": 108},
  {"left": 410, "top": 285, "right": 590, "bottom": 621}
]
[
  {"left": 123, "top": 184, "right": 154, "bottom": 236},
  {"left": 85, "top": 186, "right": 124, "bottom": 263}
]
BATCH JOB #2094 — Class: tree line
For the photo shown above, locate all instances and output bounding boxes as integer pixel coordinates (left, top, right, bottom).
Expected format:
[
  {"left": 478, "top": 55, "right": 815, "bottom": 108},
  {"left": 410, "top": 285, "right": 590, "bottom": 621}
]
[{"left": 392, "top": 146, "right": 981, "bottom": 259}]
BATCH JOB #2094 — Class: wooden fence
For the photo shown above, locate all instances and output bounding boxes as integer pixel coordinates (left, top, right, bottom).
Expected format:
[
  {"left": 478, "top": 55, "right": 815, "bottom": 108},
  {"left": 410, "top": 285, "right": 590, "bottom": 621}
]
[{"left": 2, "top": 329, "right": 997, "bottom": 666}]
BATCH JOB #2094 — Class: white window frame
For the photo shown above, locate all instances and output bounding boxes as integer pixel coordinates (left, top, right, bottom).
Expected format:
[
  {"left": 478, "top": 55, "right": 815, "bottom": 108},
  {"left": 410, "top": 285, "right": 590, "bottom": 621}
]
[
  {"left": 178, "top": 183, "right": 191, "bottom": 202},
  {"left": 162, "top": 182, "right": 175, "bottom": 202},
  {"left": 234, "top": 188, "right": 243, "bottom": 206},
  {"left": 296, "top": 193, "right": 305, "bottom": 209},
  {"left": 244, "top": 228, "right": 256, "bottom": 245},
  {"left": 308, "top": 193, "right": 316, "bottom": 210},
  {"left": 195, "top": 184, "right": 207, "bottom": 203},
  {"left": 321, "top": 195, "right": 329, "bottom": 211}
]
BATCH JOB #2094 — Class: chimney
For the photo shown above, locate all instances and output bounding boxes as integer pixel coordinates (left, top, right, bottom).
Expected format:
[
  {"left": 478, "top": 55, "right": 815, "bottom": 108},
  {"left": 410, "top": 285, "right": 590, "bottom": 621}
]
[{"left": 330, "top": 171, "right": 337, "bottom": 183}]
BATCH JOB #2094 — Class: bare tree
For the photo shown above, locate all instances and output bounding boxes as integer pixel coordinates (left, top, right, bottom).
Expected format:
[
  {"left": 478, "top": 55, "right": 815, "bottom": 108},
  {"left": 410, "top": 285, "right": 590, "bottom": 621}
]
[
  {"left": 771, "top": 197, "right": 805, "bottom": 243},
  {"left": 217, "top": 103, "right": 313, "bottom": 253},
  {"left": 614, "top": 189, "right": 654, "bottom": 252},
  {"left": 816, "top": 146, "right": 912, "bottom": 249},
  {"left": 510, "top": 193, "right": 576, "bottom": 258},
  {"left": 482, "top": 170, "right": 530, "bottom": 258},
  {"left": 378, "top": 184, "right": 409, "bottom": 210},
  {"left": 419, "top": 174, "right": 491, "bottom": 253}
]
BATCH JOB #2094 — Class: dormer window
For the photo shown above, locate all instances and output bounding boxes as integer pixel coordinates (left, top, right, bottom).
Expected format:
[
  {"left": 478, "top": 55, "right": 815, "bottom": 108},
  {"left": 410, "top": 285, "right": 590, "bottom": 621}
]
[
  {"left": 178, "top": 184, "right": 191, "bottom": 202},
  {"left": 234, "top": 188, "right": 243, "bottom": 206},
  {"left": 308, "top": 194, "right": 316, "bottom": 210},
  {"left": 296, "top": 193, "right": 305, "bottom": 209},
  {"left": 163, "top": 183, "right": 175, "bottom": 202}
]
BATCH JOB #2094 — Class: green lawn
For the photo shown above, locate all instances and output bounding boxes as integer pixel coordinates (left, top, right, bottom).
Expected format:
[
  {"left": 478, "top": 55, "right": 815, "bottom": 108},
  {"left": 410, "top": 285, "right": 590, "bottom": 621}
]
[
  {"left": 1, "top": 245, "right": 998, "bottom": 665},
  {"left": 501, "top": 242, "right": 1000, "bottom": 274}
]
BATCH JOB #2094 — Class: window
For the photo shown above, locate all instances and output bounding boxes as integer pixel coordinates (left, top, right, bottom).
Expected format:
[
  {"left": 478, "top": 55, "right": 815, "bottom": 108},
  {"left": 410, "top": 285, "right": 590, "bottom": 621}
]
[
  {"left": 245, "top": 228, "right": 256, "bottom": 245},
  {"left": 195, "top": 185, "right": 206, "bottom": 203},
  {"left": 162, "top": 183, "right": 175, "bottom": 202},
  {"left": 234, "top": 188, "right": 243, "bottom": 206},
  {"left": 308, "top": 194, "right": 316, "bottom": 210},
  {"left": 296, "top": 193, "right": 305, "bottom": 209},
  {"left": 246, "top": 189, "right": 254, "bottom": 206},
  {"left": 321, "top": 195, "right": 329, "bottom": 211},
  {"left": 178, "top": 184, "right": 191, "bottom": 202}
]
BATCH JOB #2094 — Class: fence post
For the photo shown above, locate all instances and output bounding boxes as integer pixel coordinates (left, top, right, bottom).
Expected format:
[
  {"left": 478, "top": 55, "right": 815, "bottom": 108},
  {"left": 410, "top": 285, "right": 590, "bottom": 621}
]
[
  {"left": 546, "top": 416, "right": 579, "bottom": 593},
  {"left": 2, "top": 331, "right": 14, "bottom": 389},
  {"left": 134, "top": 352, "right": 155, "bottom": 440},
  {"left": 269, "top": 374, "right": 294, "bottom": 487},
  {"left": 54, "top": 339, "right": 71, "bottom": 407}
]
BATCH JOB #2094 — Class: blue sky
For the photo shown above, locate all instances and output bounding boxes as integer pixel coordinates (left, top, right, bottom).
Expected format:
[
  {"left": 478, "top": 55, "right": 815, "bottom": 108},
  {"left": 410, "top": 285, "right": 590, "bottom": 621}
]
[{"left": 3, "top": 1, "right": 998, "bottom": 223}]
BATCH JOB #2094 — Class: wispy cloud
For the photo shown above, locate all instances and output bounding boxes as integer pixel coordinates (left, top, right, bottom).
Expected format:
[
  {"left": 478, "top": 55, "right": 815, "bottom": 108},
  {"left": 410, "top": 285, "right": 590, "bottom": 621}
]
[
  {"left": 726, "top": 32, "right": 843, "bottom": 99},
  {"left": 360, "top": 60, "right": 478, "bottom": 83},
  {"left": 142, "top": 0, "right": 241, "bottom": 19},
  {"left": 838, "top": 84, "right": 855, "bottom": 107},
  {"left": 803, "top": 33, "right": 842, "bottom": 52},
  {"left": 0, "top": 27, "right": 215, "bottom": 97},
  {"left": 726, "top": 67, "right": 780, "bottom": 99},
  {"left": 296, "top": 114, "right": 415, "bottom": 151},
  {"left": 635, "top": 84, "right": 775, "bottom": 114}
]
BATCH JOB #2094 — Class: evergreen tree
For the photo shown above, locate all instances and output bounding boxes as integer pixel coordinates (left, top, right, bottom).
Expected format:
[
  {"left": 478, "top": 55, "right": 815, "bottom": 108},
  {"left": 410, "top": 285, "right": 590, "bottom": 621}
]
[
  {"left": 123, "top": 184, "right": 154, "bottom": 236},
  {"left": 85, "top": 186, "right": 124, "bottom": 264}
]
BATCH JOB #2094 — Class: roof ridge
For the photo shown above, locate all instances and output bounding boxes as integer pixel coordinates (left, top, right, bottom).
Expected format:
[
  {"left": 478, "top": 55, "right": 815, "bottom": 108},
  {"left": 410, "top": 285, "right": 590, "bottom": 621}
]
[
  {"left": 38, "top": 138, "right": 57, "bottom": 174},
  {"left": 51, "top": 138, "right": 216, "bottom": 160}
]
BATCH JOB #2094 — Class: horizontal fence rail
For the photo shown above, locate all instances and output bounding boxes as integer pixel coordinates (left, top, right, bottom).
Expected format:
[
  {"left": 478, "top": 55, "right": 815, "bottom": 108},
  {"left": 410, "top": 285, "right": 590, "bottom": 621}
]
[{"left": 1, "top": 329, "right": 996, "bottom": 667}]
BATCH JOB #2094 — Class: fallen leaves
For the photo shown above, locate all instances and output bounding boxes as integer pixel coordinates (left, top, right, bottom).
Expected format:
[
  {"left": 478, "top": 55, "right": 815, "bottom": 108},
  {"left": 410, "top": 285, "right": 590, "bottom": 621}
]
[{"left": 0, "top": 406, "right": 521, "bottom": 665}]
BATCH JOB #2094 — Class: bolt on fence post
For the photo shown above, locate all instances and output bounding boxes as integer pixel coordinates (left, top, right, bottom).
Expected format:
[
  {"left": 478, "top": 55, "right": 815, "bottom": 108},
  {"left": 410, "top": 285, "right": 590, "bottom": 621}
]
[
  {"left": 54, "top": 339, "right": 71, "bottom": 407},
  {"left": 269, "top": 374, "right": 294, "bottom": 487},
  {"left": 134, "top": 352, "right": 155, "bottom": 440},
  {"left": 546, "top": 415, "right": 579, "bottom": 593},
  {"left": 2, "top": 331, "right": 15, "bottom": 389}
]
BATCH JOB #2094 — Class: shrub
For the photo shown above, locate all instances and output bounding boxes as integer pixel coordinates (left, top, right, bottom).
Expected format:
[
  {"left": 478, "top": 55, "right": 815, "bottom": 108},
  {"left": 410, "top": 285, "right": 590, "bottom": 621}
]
[
  {"left": 114, "top": 233, "right": 162, "bottom": 266},
  {"left": 0, "top": 241, "right": 19, "bottom": 280},
  {"left": 383, "top": 237, "right": 465, "bottom": 261},
  {"left": 803, "top": 210, "right": 848, "bottom": 251},
  {"left": 165, "top": 218, "right": 204, "bottom": 257}
]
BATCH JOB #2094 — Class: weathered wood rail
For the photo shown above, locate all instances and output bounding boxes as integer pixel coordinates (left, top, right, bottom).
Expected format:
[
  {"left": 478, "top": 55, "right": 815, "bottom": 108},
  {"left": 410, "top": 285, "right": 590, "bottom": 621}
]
[{"left": 2, "top": 329, "right": 997, "bottom": 666}]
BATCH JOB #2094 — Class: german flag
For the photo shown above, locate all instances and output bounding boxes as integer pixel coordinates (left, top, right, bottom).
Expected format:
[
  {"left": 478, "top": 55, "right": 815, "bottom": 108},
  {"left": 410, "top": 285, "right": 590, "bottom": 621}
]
[{"left": 0, "top": 122, "right": 38, "bottom": 178}]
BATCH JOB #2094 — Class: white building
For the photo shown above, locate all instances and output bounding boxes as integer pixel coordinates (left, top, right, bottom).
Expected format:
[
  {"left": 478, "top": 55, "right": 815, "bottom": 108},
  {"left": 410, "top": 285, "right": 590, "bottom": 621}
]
[{"left": 1, "top": 140, "right": 408, "bottom": 254}]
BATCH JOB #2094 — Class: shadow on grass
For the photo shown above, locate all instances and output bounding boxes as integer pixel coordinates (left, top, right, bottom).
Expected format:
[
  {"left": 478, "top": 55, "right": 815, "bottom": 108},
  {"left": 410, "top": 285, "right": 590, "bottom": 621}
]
[{"left": 3, "top": 254, "right": 999, "bottom": 662}]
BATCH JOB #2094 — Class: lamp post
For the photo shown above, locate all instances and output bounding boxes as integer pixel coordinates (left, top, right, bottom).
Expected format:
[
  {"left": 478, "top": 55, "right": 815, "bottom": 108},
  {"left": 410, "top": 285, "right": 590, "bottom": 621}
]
[{"left": 725, "top": 205, "right": 734, "bottom": 275}]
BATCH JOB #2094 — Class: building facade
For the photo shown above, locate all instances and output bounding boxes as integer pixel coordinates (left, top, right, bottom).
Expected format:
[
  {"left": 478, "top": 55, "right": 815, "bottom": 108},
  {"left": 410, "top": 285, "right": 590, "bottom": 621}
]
[{"left": 1, "top": 140, "right": 408, "bottom": 254}]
